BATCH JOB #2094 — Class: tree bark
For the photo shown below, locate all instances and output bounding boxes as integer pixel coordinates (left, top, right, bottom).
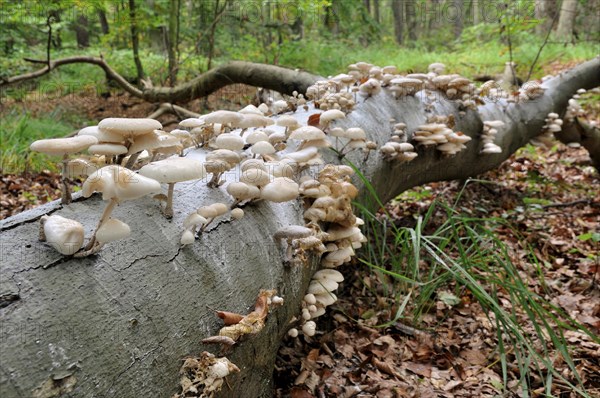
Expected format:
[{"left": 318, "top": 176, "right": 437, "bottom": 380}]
[
  {"left": 73, "top": 15, "right": 90, "bottom": 48},
  {"left": 391, "top": 0, "right": 404, "bottom": 45},
  {"left": 0, "top": 58, "right": 322, "bottom": 102},
  {"left": 556, "top": 0, "right": 578, "bottom": 40},
  {"left": 453, "top": 0, "right": 464, "bottom": 39},
  {"left": 405, "top": 0, "right": 417, "bottom": 41},
  {"left": 167, "top": 0, "right": 180, "bottom": 85},
  {"left": 98, "top": 9, "right": 110, "bottom": 35},
  {"left": 129, "top": 0, "right": 145, "bottom": 84},
  {"left": 1, "top": 57, "right": 598, "bottom": 398}
]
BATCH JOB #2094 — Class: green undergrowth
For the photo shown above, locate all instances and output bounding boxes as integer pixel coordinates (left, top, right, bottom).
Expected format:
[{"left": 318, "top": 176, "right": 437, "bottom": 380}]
[
  {"left": 352, "top": 173, "right": 598, "bottom": 396},
  {"left": 0, "top": 110, "right": 80, "bottom": 173}
]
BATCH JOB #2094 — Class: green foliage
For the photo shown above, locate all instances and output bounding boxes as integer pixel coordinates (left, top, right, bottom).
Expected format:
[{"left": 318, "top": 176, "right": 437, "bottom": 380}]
[
  {"left": 0, "top": 110, "right": 83, "bottom": 173},
  {"left": 356, "top": 177, "right": 598, "bottom": 395}
]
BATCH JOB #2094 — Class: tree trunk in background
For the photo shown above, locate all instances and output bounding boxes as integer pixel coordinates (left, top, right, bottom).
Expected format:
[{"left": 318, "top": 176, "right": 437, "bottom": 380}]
[
  {"left": 453, "top": 0, "right": 463, "bottom": 39},
  {"left": 556, "top": 0, "right": 578, "bottom": 41},
  {"left": 472, "top": 0, "right": 479, "bottom": 25},
  {"left": 391, "top": 0, "right": 404, "bottom": 45},
  {"left": 405, "top": 0, "right": 417, "bottom": 41},
  {"left": 167, "top": 0, "right": 180, "bottom": 86},
  {"left": 74, "top": 15, "right": 90, "bottom": 48},
  {"left": 374, "top": 0, "right": 380, "bottom": 23},
  {"left": 325, "top": 0, "right": 340, "bottom": 34},
  {"left": 0, "top": 57, "right": 598, "bottom": 398},
  {"left": 128, "top": 0, "right": 145, "bottom": 84},
  {"left": 364, "top": 0, "right": 371, "bottom": 16},
  {"left": 535, "top": 0, "right": 552, "bottom": 35},
  {"left": 98, "top": 9, "right": 110, "bottom": 35}
]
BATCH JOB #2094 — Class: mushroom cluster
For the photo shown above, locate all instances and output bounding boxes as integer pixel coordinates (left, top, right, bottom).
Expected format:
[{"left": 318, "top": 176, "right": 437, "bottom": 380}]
[
  {"left": 379, "top": 122, "right": 419, "bottom": 162},
  {"left": 533, "top": 112, "right": 563, "bottom": 147},
  {"left": 412, "top": 123, "right": 472, "bottom": 156},
  {"left": 173, "top": 351, "right": 240, "bottom": 398},
  {"left": 480, "top": 120, "right": 504, "bottom": 154},
  {"left": 282, "top": 165, "right": 365, "bottom": 339}
]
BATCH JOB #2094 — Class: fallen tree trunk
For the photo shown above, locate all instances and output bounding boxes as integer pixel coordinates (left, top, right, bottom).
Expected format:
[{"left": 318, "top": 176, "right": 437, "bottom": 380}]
[
  {"left": 0, "top": 57, "right": 321, "bottom": 102},
  {"left": 0, "top": 57, "right": 598, "bottom": 398}
]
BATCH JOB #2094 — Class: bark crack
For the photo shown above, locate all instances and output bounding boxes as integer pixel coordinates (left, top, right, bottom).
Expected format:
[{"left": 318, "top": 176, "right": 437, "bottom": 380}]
[{"left": 105, "top": 337, "right": 168, "bottom": 394}]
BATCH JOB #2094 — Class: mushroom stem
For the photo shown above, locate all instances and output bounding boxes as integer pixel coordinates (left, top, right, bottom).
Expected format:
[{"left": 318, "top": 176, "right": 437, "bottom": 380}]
[
  {"left": 39, "top": 216, "right": 48, "bottom": 241},
  {"left": 74, "top": 242, "right": 105, "bottom": 258},
  {"left": 60, "top": 154, "right": 72, "bottom": 205},
  {"left": 85, "top": 198, "right": 117, "bottom": 250},
  {"left": 164, "top": 183, "right": 175, "bottom": 219},
  {"left": 124, "top": 151, "right": 141, "bottom": 169}
]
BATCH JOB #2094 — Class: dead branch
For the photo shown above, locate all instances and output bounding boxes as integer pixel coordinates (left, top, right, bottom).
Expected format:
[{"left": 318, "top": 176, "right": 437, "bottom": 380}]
[{"left": 0, "top": 57, "right": 320, "bottom": 102}]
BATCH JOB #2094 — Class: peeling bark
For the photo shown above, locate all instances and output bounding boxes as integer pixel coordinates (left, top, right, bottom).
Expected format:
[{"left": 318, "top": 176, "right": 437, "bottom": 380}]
[{"left": 0, "top": 57, "right": 598, "bottom": 398}]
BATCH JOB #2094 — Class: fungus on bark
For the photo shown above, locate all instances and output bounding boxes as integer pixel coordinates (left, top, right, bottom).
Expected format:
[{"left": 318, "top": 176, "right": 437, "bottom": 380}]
[
  {"left": 30, "top": 135, "right": 98, "bottom": 204},
  {"left": 39, "top": 215, "right": 85, "bottom": 255},
  {"left": 78, "top": 165, "right": 161, "bottom": 256},
  {"left": 138, "top": 157, "right": 206, "bottom": 218}
]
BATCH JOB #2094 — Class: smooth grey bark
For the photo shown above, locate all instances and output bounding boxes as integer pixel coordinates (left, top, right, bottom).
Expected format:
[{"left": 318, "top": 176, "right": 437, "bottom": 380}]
[
  {"left": 0, "top": 57, "right": 598, "bottom": 398},
  {"left": 556, "top": 0, "right": 578, "bottom": 40}
]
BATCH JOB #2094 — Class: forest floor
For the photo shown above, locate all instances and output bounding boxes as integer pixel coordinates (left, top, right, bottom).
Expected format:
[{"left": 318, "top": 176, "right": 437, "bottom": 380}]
[
  {"left": 1, "top": 65, "right": 599, "bottom": 397},
  {"left": 273, "top": 142, "right": 600, "bottom": 397}
]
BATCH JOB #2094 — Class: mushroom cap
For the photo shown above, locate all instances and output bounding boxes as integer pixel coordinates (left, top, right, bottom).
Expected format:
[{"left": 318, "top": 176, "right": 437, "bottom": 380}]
[
  {"left": 240, "top": 168, "right": 271, "bottom": 187},
  {"left": 180, "top": 229, "right": 195, "bottom": 245},
  {"left": 88, "top": 143, "right": 128, "bottom": 156},
  {"left": 274, "top": 225, "right": 312, "bottom": 240},
  {"left": 42, "top": 215, "right": 84, "bottom": 255},
  {"left": 227, "top": 182, "right": 260, "bottom": 200},
  {"left": 390, "top": 77, "right": 423, "bottom": 87},
  {"left": 312, "top": 269, "right": 344, "bottom": 283},
  {"left": 196, "top": 203, "right": 228, "bottom": 219},
  {"left": 179, "top": 118, "right": 204, "bottom": 128},
  {"left": 302, "top": 321, "right": 317, "bottom": 337},
  {"left": 239, "top": 104, "right": 263, "bottom": 115},
  {"left": 283, "top": 147, "right": 319, "bottom": 163},
  {"left": 308, "top": 279, "right": 338, "bottom": 294},
  {"left": 230, "top": 208, "right": 244, "bottom": 220},
  {"left": 289, "top": 126, "right": 326, "bottom": 141},
  {"left": 344, "top": 127, "right": 366, "bottom": 140},
  {"left": 215, "top": 133, "right": 245, "bottom": 151},
  {"left": 98, "top": 118, "right": 162, "bottom": 137},
  {"left": 82, "top": 165, "right": 162, "bottom": 202},
  {"left": 325, "top": 225, "right": 362, "bottom": 241},
  {"left": 304, "top": 293, "right": 317, "bottom": 305},
  {"left": 240, "top": 158, "right": 268, "bottom": 172},
  {"left": 30, "top": 135, "right": 98, "bottom": 155},
  {"left": 314, "top": 292, "right": 337, "bottom": 307},
  {"left": 77, "top": 125, "right": 124, "bottom": 143},
  {"left": 127, "top": 131, "right": 162, "bottom": 155},
  {"left": 245, "top": 130, "right": 269, "bottom": 144},
  {"left": 261, "top": 177, "right": 299, "bottom": 202},
  {"left": 139, "top": 157, "right": 206, "bottom": 183},
  {"left": 238, "top": 114, "right": 274, "bottom": 129},
  {"left": 483, "top": 120, "right": 505, "bottom": 129},
  {"left": 320, "top": 109, "right": 346, "bottom": 124},
  {"left": 184, "top": 213, "right": 208, "bottom": 229},
  {"left": 203, "top": 110, "right": 244, "bottom": 126},
  {"left": 276, "top": 115, "right": 300, "bottom": 127},
  {"left": 251, "top": 141, "right": 277, "bottom": 155},
  {"left": 206, "top": 149, "right": 241, "bottom": 166},
  {"left": 96, "top": 218, "right": 131, "bottom": 243}
]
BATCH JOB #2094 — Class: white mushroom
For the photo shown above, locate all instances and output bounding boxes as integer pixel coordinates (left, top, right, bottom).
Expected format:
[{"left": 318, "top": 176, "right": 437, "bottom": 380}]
[
  {"left": 39, "top": 215, "right": 85, "bottom": 255},
  {"left": 30, "top": 135, "right": 98, "bottom": 204},
  {"left": 138, "top": 157, "right": 207, "bottom": 218}
]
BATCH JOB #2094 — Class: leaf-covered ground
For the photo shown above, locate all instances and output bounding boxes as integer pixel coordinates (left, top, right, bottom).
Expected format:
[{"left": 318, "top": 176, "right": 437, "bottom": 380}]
[{"left": 274, "top": 142, "right": 599, "bottom": 398}]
